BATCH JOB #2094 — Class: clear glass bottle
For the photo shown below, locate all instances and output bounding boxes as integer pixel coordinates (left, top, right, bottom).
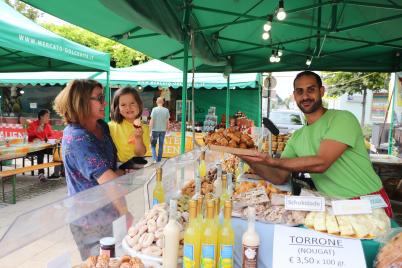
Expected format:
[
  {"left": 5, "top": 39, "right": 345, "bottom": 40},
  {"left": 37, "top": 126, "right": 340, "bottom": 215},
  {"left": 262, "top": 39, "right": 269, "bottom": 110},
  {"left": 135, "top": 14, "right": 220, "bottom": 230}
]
[{"left": 213, "top": 163, "right": 223, "bottom": 198}]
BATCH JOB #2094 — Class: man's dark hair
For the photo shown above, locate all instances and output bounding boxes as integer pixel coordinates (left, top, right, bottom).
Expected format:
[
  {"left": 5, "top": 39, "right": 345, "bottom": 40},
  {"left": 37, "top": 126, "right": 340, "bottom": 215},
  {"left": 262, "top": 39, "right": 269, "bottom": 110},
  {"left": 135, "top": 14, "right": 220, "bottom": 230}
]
[
  {"left": 293, "top": 71, "right": 322, "bottom": 88},
  {"left": 37, "top": 109, "right": 50, "bottom": 119}
]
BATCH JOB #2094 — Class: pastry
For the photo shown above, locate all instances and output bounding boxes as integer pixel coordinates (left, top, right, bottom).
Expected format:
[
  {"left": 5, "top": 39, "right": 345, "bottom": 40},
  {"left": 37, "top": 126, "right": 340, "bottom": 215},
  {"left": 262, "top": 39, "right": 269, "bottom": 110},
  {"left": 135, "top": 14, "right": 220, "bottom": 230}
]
[{"left": 375, "top": 232, "right": 402, "bottom": 268}]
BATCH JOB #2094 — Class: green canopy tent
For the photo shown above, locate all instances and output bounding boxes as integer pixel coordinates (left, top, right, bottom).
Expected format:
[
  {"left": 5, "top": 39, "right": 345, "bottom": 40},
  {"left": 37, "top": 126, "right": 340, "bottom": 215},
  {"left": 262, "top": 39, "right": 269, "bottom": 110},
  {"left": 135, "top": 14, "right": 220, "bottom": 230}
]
[
  {"left": 0, "top": 0, "right": 111, "bottom": 117},
  {"left": 23, "top": 0, "right": 402, "bottom": 152},
  {"left": 0, "top": 60, "right": 261, "bottom": 124}
]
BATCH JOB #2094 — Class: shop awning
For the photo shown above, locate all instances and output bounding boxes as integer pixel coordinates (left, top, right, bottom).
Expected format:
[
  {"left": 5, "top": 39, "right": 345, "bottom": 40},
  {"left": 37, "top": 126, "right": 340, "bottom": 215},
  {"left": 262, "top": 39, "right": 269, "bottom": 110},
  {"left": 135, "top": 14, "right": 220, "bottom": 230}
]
[
  {"left": 0, "top": 1, "right": 110, "bottom": 72},
  {"left": 22, "top": 0, "right": 402, "bottom": 73},
  {"left": 0, "top": 60, "right": 259, "bottom": 89}
]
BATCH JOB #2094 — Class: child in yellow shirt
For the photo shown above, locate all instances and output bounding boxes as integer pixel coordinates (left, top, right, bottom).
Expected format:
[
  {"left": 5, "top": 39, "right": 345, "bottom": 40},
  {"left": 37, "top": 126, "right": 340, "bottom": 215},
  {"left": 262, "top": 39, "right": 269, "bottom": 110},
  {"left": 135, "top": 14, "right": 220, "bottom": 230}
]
[{"left": 108, "top": 87, "right": 150, "bottom": 165}]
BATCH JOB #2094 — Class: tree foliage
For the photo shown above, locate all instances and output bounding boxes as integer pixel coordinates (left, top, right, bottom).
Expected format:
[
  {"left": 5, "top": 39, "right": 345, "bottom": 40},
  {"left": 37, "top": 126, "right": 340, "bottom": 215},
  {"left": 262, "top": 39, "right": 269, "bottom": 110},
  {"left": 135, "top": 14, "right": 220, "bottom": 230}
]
[
  {"left": 323, "top": 72, "right": 390, "bottom": 96},
  {"left": 42, "top": 24, "right": 150, "bottom": 67},
  {"left": 5, "top": 0, "right": 41, "bottom": 21}
]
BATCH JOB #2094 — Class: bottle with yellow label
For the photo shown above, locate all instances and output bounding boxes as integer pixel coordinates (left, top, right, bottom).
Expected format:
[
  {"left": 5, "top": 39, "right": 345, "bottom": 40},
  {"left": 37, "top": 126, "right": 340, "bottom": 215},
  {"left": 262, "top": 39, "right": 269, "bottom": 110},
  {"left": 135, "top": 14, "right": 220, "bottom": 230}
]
[
  {"left": 183, "top": 199, "right": 201, "bottom": 268},
  {"left": 218, "top": 201, "right": 234, "bottom": 268},
  {"left": 152, "top": 167, "right": 165, "bottom": 206},
  {"left": 201, "top": 200, "right": 218, "bottom": 268},
  {"left": 198, "top": 151, "right": 207, "bottom": 179}
]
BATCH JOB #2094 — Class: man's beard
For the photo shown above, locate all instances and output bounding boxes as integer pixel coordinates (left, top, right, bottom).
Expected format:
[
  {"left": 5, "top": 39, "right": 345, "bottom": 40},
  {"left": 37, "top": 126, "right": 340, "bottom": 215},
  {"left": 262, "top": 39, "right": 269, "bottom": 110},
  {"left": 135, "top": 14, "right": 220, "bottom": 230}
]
[{"left": 297, "top": 97, "right": 322, "bottom": 114}]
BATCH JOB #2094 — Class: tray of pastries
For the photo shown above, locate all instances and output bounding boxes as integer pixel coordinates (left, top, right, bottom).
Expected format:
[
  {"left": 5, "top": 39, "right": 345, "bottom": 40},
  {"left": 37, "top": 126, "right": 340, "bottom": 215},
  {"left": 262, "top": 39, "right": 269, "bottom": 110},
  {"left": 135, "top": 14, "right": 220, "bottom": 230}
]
[{"left": 204, "top": 128, "right": 257, "bottom": 156}]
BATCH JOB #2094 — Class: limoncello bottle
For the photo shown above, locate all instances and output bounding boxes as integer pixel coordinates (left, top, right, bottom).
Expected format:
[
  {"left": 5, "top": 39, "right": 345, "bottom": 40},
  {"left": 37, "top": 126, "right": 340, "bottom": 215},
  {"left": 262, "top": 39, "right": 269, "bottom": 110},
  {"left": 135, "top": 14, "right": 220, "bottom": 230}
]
[
  {"left": 163, "top": 200, "right": 181, "bottom": 268},
  {"left": 153, "top": 167, "right": 165, "bottom": 206},
  {"left": 218, "top": 201, "right": 235, "bottom": 268},
  {"left": 220, "top": 174, "right": 230, "bottom": 209},
  {"left": 198, "top": 151, "right": 207, "bottom": 179},
  {"left": 214, "top": 198, "right": 222, "bottom": 267},
  {"left": 196, "top": 195, "right": 204, "bottom": 225},
  {"left": 183, "top": 199, "right": 201, "bottom": 268},
  {"left": 201, "top": 200, "right": 218, "bottom": 268}
]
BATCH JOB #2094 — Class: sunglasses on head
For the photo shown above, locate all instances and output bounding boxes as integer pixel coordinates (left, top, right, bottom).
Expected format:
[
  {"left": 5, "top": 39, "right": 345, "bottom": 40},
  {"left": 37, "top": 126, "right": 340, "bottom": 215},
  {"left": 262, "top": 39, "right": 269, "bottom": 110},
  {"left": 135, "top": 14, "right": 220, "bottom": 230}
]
[{"left": 89, "top": 94, "right": 105, "bottom": 104}]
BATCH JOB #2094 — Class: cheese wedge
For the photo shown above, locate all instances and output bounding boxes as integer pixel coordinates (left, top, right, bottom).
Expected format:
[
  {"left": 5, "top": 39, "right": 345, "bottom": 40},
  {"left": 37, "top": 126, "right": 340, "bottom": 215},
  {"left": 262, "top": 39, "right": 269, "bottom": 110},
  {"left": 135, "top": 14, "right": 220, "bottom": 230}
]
[
  {"left": 349, "top": 215, "right": 369, "bottom": 238},
  {"left": 336, "top": 215, "right": 355, "bottom": 236},
  {"left": 325, "top": 211, "right": 340, "bottom": 234},
  {"left": 304, "top": 211, "right": 316, "bottom": 227},
  {"left": 313, "top": 212, "right": 327, "bottom": 231},
  {"left": 359, "top": 214, "right": 380, "bottom": 237},
  {"left": 371, "top": 208, "right": 391, "bottom": 233}
]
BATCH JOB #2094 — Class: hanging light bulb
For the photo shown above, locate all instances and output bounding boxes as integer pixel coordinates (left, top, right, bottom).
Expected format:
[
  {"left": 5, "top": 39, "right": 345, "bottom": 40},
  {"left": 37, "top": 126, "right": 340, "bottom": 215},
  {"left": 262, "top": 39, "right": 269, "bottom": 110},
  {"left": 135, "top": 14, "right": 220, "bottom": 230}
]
[
  {"left": 306, "top": 57, "right": 312, "bottom": 66},
  {"left": 269, "top": 50, "right": 276, "bottom": 62},
  {"left": 20, "top": 90, "right": 25, "bottom": 94},
  {"left": 263, "top": 16, "right": 272, "bottom": 31},
  {"left": 275, "top": 55, "right": 281, "bottom": 63},
  {"left": 278, "top": 49, "right": 283, "bottom": 57},
  {"left": 276, "top": 0, "right": 287, "bottom": 21},
  {"left": 262, "top": 31, "right": 270, "bottom": 40}
]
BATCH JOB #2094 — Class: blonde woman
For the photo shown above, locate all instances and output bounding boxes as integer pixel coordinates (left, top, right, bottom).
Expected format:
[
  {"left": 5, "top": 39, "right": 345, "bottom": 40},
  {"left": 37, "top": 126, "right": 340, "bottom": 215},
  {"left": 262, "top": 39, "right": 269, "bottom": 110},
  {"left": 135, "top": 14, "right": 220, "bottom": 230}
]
[{"left": 54, "top": 79, "right": 132, "bottom": 259}]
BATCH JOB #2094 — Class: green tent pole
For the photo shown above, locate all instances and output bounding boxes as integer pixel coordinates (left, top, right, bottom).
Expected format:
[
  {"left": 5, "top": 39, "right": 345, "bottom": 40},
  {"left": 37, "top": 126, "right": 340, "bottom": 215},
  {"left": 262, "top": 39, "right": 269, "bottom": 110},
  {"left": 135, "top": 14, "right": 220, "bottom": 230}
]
[
  {"left": 180, "top": 3, "right": 191, "bottom": 154},
  {"left": 225, "top": 75, "right": 230, "bottom": 128},
  {"left": 387, "top": 73, "right": 397, "bottom": 155},
  {"left": 257, "top": 73, "right": 262, "bottom": 127},
  {"left": 104, "top": 71, "right": 111, "bottom": 122}
]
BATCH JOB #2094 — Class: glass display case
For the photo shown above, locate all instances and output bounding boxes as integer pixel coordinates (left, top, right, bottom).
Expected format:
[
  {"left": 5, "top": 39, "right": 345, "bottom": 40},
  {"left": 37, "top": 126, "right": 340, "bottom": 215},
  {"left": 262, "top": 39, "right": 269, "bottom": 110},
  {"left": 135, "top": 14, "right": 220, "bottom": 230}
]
[{"left": 0, "top": 148, "right": 225, "bottom": 267}]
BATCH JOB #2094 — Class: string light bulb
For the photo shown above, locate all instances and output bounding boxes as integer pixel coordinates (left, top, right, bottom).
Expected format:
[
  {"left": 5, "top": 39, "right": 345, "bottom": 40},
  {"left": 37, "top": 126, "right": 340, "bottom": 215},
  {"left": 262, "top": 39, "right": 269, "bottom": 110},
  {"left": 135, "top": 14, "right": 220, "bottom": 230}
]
[
  {"left": 278, "top": 49, "right": 283, "bottom": 57},
  {"left": 306, "top": 57, "right": 312, "bottom": 66},
  {"left": 269, "top": 50, "right": 276, "bottom": 62},
  {"left": 276, "top": 0, "right": 287, "bottom": 21},
  {"left": 262, "top": 31, "right": 270, "bottom": 40},
  {"left": 263, "top": 16, "right": 272, "bottom": 31}
]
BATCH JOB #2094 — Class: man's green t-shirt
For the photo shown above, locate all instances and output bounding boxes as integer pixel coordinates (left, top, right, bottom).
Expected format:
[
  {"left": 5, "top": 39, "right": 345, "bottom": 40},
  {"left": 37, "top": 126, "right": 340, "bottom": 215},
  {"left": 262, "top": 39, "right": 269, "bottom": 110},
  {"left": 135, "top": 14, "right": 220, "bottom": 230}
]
[{"left": 281, "top": 109, "right": 382, "bottom": 198}]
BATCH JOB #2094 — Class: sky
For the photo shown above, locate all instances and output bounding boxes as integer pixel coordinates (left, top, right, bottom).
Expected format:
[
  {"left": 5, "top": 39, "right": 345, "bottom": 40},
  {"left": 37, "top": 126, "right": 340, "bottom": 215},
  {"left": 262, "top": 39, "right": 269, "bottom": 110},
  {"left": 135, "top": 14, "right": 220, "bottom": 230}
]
[{"left": 37, "top": 12, "right": 68, "bottom": 25}]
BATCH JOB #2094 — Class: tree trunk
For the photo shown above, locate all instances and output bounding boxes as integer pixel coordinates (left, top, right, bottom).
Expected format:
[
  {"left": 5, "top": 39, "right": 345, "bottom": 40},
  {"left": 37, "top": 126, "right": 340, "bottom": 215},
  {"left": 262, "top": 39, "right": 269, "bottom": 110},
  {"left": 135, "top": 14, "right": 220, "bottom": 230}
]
[{"left": 361, "top": 88, "right": 367, "bottom": 126}]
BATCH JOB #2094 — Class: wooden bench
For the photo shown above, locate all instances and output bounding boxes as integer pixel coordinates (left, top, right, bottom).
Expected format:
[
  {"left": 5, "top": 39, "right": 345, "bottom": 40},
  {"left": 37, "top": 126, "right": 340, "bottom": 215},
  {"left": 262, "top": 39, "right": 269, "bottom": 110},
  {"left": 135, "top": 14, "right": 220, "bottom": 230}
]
[{"left": 0, "top": 162, "right": 62, "bottom": 204}]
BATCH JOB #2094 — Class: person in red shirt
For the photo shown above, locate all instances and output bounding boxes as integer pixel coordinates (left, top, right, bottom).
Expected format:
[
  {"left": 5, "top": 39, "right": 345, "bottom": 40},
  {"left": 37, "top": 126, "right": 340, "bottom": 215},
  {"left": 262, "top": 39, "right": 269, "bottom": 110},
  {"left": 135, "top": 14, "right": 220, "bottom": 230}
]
[{"left": 27, "top": 109, "right": 61, "bottom": 181}]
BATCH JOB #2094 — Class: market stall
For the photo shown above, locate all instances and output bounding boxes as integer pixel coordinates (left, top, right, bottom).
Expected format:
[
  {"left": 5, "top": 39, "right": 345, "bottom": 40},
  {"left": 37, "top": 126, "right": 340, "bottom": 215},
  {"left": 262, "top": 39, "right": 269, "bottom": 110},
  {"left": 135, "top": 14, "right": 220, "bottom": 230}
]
[{"left": 0, "top": 147, "right": 399, "bottom": 268}]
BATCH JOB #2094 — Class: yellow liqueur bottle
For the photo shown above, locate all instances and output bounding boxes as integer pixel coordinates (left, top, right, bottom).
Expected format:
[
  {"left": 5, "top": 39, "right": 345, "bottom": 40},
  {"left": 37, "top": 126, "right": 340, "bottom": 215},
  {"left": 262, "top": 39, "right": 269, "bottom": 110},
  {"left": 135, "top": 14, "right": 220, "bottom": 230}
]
[
  {"left": 196, "top": 195, "right": 204, "bottom": 225},
  {"left": 201, "top": 200, "right": 218, "bottom": 268},
  {"left": 183, "top": 199, "right": 201, "bottom": 268},
  {"left": 152, "top": 167, "right": 165, "bottom": 206},
  {"left": 198, "top": 151, "right": 207, "bottom": 179},
  {"left": 220, "top": 174, "right": 230, "bottom": 209},
  {"left": 218, "top": 201, "right": 235, "bottom": 268}
]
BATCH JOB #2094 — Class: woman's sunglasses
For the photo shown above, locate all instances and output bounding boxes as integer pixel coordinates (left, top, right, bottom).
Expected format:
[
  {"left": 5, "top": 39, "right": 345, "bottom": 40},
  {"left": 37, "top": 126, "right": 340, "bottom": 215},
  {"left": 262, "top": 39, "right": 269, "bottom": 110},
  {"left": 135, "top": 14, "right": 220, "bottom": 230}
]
[{"left": 89, "top": 94, "right": 105, "bottom": 104}]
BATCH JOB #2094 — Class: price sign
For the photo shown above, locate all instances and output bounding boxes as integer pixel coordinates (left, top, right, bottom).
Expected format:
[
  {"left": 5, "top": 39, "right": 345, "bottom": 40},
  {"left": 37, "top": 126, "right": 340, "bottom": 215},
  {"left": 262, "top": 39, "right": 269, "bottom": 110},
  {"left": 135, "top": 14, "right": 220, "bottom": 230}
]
[
  {"left": 272, "top": 225, "right": 366, "bottom": 268},
  {"left": 360, "top": 195, "right": 387, "bottom": 209},
  {"left": 285, "top": 196, "right": 325, "bottom": 211},
  {"left": 332, "top": 200, "right": 372, "bottom": 215}
]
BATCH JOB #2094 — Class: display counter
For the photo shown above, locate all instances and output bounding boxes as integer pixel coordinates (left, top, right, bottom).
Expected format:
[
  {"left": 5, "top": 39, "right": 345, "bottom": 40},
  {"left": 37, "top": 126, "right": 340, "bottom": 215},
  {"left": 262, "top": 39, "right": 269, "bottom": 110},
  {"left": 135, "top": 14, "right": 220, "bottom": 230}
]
[{"left": 0, "top": 149, "right": 398, "bottom": 268}]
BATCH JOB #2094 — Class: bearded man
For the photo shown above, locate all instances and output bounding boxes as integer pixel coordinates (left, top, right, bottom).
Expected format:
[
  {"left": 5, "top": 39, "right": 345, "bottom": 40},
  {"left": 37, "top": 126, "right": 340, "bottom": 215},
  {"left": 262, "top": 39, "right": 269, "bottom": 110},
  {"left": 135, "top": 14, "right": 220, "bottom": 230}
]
[{"left": 237, "top": 71, "right": 393, "bottom": 217}]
